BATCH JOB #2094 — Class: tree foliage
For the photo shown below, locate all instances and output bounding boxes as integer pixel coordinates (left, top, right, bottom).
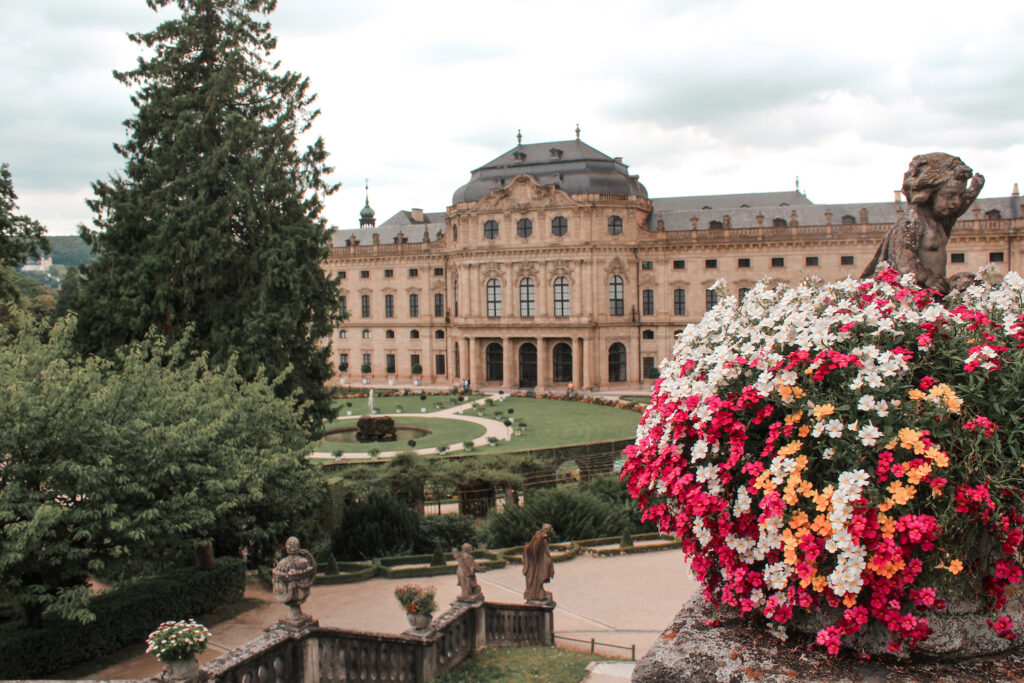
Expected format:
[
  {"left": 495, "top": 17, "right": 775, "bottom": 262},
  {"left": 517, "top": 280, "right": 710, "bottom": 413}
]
[
  {"left": 0, "top": 315, "right": 324, "bottom": 625},
  {"left": 76, "top": 0, "right": 341, "bottom": 434},
  {"left": 0, "top": 163, "right": 50, "bottom": 316}
]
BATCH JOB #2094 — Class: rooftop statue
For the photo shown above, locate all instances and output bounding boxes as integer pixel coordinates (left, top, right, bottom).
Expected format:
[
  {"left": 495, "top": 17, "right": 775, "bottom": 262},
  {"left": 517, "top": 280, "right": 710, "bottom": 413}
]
[
  {"left": 862, "top": 153, "right": 984, "bottom": 294},
  {"left": 272, "top": 536, "right": 317, "bottom": 626}
]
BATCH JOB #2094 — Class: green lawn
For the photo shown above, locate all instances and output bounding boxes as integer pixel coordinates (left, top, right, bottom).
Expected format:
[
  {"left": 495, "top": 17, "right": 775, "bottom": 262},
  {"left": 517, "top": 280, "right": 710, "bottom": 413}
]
[
  {"left": 328, "top": 393, "right": 478, "bottom": 425},
  {"left": 434, "top": 646, "right": 614, "bottom": 683},
  {"left": 314, "top": 416, "right": 486, "bottom": 453},
  {"left": 456, "top": 397, "right": 640, "bottom": 455}
]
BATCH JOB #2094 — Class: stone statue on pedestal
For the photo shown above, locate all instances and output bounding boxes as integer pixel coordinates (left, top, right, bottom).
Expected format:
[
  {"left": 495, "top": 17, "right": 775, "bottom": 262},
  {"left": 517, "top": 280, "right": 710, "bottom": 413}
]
[
  {"left": 453, "top": 543, "right": 484, "bottom": 603},
  {"left": 272, "top": 536, "right": 317, "bottom": 626},
  {"left": 862, "top": 153, "right": 984, "bottom": 294},
  {"left": 522, "top": 523, "right": 554, "bottom": 603}
]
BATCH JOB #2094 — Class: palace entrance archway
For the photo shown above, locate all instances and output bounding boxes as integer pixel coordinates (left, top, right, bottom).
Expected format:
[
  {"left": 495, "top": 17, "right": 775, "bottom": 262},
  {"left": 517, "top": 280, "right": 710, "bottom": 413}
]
[{"left": 518, "top": 343, "right": 537, "bottom": 388}]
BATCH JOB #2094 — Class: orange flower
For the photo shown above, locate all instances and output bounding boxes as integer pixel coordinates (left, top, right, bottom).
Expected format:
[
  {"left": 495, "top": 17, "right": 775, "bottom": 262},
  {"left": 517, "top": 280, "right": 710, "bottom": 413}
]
[
  {"left": 925, "top": 447, "right": 949, "bottom": 468},
  {"left": 798, "top": 425, "right": 811, "bottom": 438},
  {"left": 908, "top": 388, "right": 927, "bottom": 401},
  {"left": 784, "top": 411, "right": 804, "bottom": 426},
  {"left": 906, "top": 463, "right": 933, "bottom": 485},
  {"left": 813, "top": 403, "right": 835, "bottom": 419},
  {"left": 946, "top": 559, "right": 964, "bottom": 575},
  {"left": 887, "top": 481, "right": 917, "bottom": 506},
  {"left": 778, "top": 440, "right": 802, "bottom": 457}
]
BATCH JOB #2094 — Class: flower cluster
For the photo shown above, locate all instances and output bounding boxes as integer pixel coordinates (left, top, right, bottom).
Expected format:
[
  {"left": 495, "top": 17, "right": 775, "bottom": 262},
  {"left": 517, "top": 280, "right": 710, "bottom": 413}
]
[
  {"left": 145, "top": 619, "right": 211, "bottom": 662},
  {"left": 622, "top": 269, "right": 1024, "bottom": 654},
  {"left": 394, "top": 584, "right": 438, "bottom": 615}
]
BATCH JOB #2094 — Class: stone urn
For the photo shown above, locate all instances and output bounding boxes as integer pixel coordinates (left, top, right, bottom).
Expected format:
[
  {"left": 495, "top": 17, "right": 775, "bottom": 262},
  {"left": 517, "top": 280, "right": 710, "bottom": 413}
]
[
  {"left": 272, "top": 536, "right": 317, "bottom": 627},
  {"left": 162, "top": 655, "right": 200, "bottom": 682},
  {"left": 406, "top": 612, "right": 433, "bottom": 632}
]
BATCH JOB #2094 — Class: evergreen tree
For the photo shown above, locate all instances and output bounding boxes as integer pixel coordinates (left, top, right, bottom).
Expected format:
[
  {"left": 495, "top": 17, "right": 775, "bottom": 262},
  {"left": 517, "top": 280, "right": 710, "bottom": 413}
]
[
  {"left": 0, "top": 163, "right": 50, "bottom": 302},
  {"left": 77, "top": 0, "right": 341, "bottom": 433}
]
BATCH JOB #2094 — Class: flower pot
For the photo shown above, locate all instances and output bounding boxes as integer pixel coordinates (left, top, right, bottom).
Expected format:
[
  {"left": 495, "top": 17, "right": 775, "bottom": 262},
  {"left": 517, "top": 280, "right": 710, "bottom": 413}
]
[
  {"left": 421, "top": 407, "right": 426, "bottom": 412},
  {"left": 388, "top": 378, "right": 395, "bottom": 385},
  {"left": 414, "top": 379, "right": 421, "bottom": 386},
  {"left": 347, "top": 410, "right": 352, "bottom": 416},
  {"left": 406, "top": 612, "right": 433, "bottom": 632},
  {"left": 162, "top": 656, "right": 200, "bottom": 682},
  {"left": 362, "top": 378, "right": 369, "bottom": 384}
]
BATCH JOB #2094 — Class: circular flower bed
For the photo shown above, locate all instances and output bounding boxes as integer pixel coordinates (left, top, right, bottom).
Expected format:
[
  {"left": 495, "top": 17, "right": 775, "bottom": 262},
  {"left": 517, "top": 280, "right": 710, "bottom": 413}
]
[{"left": 622, "top": 269, "right": 1024, "bottom": 655}]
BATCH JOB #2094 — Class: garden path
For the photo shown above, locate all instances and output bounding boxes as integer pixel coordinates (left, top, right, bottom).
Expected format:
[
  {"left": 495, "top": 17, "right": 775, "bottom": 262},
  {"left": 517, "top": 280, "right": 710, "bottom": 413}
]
[{"left": 310, "top": 393, "right": 513, "bottom": 461}]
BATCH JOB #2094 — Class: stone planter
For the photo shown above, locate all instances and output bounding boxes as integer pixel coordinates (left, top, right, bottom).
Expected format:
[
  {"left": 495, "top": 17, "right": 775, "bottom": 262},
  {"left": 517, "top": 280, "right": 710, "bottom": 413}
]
[
  {"left": 362, "top": 377, "right": 369, "bottom": 384},
  {"left": 388, "top": 378, "right": 395, "bottom": 385},
  {"left": 421, "top": 407, "right": 426, "bottom": 413},
  {"left": 406, "top": 612, "right": 433, "bottom": 632},
  {"left": 414, "top": 378, "right": 422, "bottom": 386},
  {"left": 161, "top": 655, "right": 200, "bottom": 682}
]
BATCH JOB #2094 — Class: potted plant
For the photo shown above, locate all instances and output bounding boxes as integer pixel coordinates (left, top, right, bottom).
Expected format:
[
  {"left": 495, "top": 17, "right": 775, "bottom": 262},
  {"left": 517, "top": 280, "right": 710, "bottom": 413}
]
[
  {"left": 146, "top": 619, "right": 211, "bottom": 681},
  {"left": 360, "top": 362, "right": 371, "bottom": 384},
  {"left": 395, "top": 584, "right": 437, "bottom": 632},
  {"left": 346, "top": 401, "right": 353, "bottom": 416},
  {"left": 412, "top": 363, "right": 423, "bottom": 386}
]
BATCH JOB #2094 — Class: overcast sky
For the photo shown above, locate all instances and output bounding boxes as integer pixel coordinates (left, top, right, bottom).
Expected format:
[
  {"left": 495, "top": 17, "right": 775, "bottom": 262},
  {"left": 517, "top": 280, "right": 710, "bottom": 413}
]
[{"left": 3, "top": 0, "right": 1023, "bottom": 236}]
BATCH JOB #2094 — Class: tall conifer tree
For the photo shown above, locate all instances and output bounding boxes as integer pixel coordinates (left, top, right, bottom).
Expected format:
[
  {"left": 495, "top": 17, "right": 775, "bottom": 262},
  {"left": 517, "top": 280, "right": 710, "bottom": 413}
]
[{"left": 78, "top": 0, "right": 340, "bottom": 432}]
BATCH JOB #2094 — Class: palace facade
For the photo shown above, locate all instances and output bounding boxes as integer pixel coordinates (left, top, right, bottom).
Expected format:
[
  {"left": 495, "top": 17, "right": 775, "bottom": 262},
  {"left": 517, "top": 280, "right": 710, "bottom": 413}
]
[{"left": 324, "top": 138, "right": 1023, "bottom": 392}]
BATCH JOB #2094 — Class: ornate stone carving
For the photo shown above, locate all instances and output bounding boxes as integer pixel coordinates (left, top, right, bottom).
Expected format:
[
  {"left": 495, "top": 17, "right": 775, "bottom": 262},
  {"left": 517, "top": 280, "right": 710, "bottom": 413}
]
[
  {"left": 474, "top": 174, "right": 574, "bottom": 213},
  {"left": 522, "top": 523, "right": 554, "bottom": 603},
  {"left": 272, "top": 537, "right": 317, "bottom": 626},
  {"left": 862, "top": 153, "right": 984, "bottom": 294},
  {"left": 453, "top": 543, "right": 484, "bottom": 603}
]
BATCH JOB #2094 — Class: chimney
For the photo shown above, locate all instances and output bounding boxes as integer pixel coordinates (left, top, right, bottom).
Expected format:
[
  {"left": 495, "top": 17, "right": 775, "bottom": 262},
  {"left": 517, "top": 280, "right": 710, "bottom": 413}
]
[
  {"left": 894, "top": 190, "right": 902, "bottom": 203},
  {"left": 410, "top": 208, "right": 424, "bottom": 222}
]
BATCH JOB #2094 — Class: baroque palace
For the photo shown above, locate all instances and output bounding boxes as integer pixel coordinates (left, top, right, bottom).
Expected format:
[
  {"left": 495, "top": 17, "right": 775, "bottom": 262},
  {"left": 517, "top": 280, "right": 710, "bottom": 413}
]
[{"left": 324, "top": 136, "right": 1023, "bottom": 392}]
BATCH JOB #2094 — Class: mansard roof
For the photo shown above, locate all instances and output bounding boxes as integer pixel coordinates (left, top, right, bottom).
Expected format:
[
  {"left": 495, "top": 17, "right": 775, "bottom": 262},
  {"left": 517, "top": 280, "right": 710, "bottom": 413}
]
[{"left": 451, "top": 138, "right": 648, "bottom": 204}]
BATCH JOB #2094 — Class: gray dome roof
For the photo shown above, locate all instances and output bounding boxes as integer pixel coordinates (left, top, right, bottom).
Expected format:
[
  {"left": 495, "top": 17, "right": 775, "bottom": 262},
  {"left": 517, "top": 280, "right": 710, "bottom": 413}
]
[{"left": 452, "top": 139, "right": 647, "bottom": 204}]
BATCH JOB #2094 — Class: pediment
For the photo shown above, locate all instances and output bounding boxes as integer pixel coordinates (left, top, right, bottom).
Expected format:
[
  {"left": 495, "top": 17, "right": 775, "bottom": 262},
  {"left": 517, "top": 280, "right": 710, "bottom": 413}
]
[{"left": 474, "top": 174, "right": 576, "bottom": 212}]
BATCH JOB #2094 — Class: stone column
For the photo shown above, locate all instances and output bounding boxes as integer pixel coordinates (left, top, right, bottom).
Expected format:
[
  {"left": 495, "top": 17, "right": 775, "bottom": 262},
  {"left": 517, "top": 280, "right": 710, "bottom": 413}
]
[
  {"left": 503, "top": 337, "right": 515, "bottom": 390},
  {"left": 469, "top": 337, "right": 481, "bottom": 388},
  {"left": 574, "top": 337, "right": 584, "bottom": 388},
  {"left": 584, "top": 331, "right": 597, "bottom": 390},
  {"left": 536, "top": 337, "right": 547, "bottom": 392}
]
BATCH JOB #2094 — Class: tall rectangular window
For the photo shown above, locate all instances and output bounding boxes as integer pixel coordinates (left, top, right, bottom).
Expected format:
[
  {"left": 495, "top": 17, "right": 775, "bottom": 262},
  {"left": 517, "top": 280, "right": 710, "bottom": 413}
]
[
  {"left": 609, "top": 276, "right": 624, "bottom": 316},
  {"left": 554, "top": 277, "right": 569, "bottom": 317},
  {"left": 409, "top": 293, "right": 419, "bottom": 317},
  {"left": 486, "top": 279, "right": 502, "bottom": 318},
  {"left": 339, "top": 295, "right": 347, "bottom": 317},
  {"left": 339, "top": 353, "right": 348, "bottom": 372},
  {"left": 642, "top": 289, "right": 654, "bottom": 315},
  {"left": 434, "top": 293, "right": 444, "bottom": 317},
  {"left": 410, "top": 353, "right": 420, "bottom": 368},
  {"left": 643, "top": 356, "right": 655, "bottom": 378},
  {"left": 519, "top": 278, "right": 535, "bottom": 317},
  {"left": 435, "top": 354, "right": 446, "bottom": 375},
  {"left": 361, "top": 353, "right": 371, "bottom": 370},
  {"left": 360, "top": 294, "right": 370, "bottom": 318},
  {"left": 673, "top": 289, "right": 686, "bottom": 315},
  {"left": 705, "top": 289, "right": 718, "bottom": 312},
  {"left": 386, "top": 354, "right": 396, "bottom": 374},
  {"left": 384, "top": 294, "right": 394, "bottom": 317}
]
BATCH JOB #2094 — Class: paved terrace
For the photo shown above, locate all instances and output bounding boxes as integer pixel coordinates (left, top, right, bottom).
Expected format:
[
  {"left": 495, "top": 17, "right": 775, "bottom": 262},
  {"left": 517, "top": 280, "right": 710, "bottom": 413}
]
[{"left": 87, "top": 547, "right": 697, "bottom": 681}]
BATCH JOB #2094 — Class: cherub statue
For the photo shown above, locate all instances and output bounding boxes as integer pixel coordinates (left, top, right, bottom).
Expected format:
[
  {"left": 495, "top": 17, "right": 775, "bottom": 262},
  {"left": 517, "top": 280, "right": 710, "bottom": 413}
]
[
  {"left": 862, "top": 153, "right": 984, "bottom": 294},
  {"left": 453, "top": 543, "right": 484, "bottom": 603},
  {"left": 272, "top": 536, "right": 317, "bottom": 624}
]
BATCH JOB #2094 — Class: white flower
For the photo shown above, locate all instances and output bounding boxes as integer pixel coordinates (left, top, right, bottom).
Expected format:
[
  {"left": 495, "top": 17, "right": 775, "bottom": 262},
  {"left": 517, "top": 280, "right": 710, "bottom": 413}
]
[
  {"left": 822, "top": 447, "right": 834, "bottom": 460},
  {"left": 857, "top": 395, "right": 876, "bottom": 412},
  {"left": 826, "top": 419, "right": 844, "bottom": 438},
  {"left": 874, "top": 400, "right": 889, "bottom": 417},
  {"left": 690, "top": 440, "right": 709, "bottom": 462},
  {"left": 858, "top": 423, "right": 883, "bottom": 447}
]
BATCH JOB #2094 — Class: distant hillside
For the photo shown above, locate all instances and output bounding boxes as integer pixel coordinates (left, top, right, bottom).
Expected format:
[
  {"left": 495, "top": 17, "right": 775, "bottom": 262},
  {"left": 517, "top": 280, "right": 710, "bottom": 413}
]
[{"left": 48, "top": 235, "right": 93, "bottom": 267}]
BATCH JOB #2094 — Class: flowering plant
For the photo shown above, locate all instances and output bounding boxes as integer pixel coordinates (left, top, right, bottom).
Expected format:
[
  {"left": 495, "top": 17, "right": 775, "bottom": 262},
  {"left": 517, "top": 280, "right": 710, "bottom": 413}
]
[
  {"left": 145, "top": 619, "right": 212, "bottom": 662},
  {"left": 394, "top": 584, "right": 437, "bottom": 615},
  {"left": 622, "top": 268, "right": 1024, "bottom": 654}
]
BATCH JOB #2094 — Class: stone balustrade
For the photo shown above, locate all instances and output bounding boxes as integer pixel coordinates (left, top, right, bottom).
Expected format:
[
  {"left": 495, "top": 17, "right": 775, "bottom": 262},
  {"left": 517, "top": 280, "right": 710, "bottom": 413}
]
[{"left": 196, "top": 599, "right": 554, "bottom": 683}]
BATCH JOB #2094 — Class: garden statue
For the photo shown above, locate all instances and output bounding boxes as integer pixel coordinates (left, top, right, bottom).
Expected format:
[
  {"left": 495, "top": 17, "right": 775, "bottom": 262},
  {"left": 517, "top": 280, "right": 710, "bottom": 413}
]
[
  {"left": 368, "top": 388, "right": 374, "bottom": 413},
  {"left": 522, "top": 523, "right": 555, "bottom": 603},
  {"left": 272, "top": 536, "right": 317, "bottom": 625},
  {"left": 862, "top": 152, "right": 984, "bottom": 294},
  {"left": 453, "top": 543, "right": 484, "bottom": 603}
]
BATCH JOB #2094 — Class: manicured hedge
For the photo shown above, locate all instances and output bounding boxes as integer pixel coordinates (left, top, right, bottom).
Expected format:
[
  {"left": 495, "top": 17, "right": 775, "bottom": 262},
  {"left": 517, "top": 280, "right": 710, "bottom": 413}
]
[{"left": 0, "top": 557, "right": 245, "bottom": 678}]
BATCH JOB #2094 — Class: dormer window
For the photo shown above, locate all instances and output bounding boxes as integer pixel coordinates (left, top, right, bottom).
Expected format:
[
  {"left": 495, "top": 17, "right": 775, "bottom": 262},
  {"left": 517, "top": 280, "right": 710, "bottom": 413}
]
[
  {"left": 549, "top": 147, "right": 563, "bottom": 158},
  {"left": 513, "top": 150, "right": 526, "bottom": 161}
]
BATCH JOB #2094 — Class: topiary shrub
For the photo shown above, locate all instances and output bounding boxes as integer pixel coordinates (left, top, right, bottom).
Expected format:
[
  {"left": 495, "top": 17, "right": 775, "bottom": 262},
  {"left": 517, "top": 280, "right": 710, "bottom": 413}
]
[
  {"left": 332, "top": 493, "right": 420, "bottom": 560},
  {"left": 430, "top": 544, "right": 446, "bottom": 567},
  {"left": 415, "top": 513, "right": 479, "bottom": 553},
  {"left": 622, "top": 270, "right": 1024, "bottom": 656},
  {"left": 325, "top": 554, "right": 340, "bottom": 575},
  {"left": 483, "top": 486, "right": 629, "bottom": 548},
  {"left": 620, "top": 528, "right": 634, "bottom": 549}
]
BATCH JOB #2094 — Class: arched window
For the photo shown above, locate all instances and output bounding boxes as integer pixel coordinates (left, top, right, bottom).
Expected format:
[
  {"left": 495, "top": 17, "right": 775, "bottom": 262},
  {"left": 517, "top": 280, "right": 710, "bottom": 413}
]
[
  {"left": 385, "top": 329, "right": 395, "bottom": 339},
  {"left": 408, "top": 293, "right": 419, "bottom": 317},
  {"left": 410, "top": 330, "right": 420, "bottom": 339},
  {"left": 435, "top": 330, "right": 445, "bottom": 339},
  {"left": 553, "top": 277, "right": 569, "bottom": 317},
  {"left": 486, "top": 279, "right": 502, "bottom": 318},
  {"left": 609, "top": 276, "right": 624, "bottom": 316},
  {"left": 362, "top": 329, "right": 371, "bottom": 339},
  {"left": 709, "top": 220, "right": 723, "bottom": 230},
  {"left": 553, "top": 343, "right": 572, "bottom": 383},
  {"left": 483, "top": 220, "right": 498, "bottom": 239},
  {"left": 608, "top": 343, "right": 627, "bottom": 382},
  {"left": 986, "top": 209, "right": 1003, "bottom": 220},
  {"left": 841, "top": 214, "right": 857, "bottom": 225},
  {"left": 642, "top": 329, "right": 654, "bottom": 340},
  {"left": 773, "top": 217, "right": 788, "bottom": 227},
  {"left": 486, "top": 343, "right": 503, "bottom": 382},
  {"left": 517, "top": 218, "right": 533, "bottom": 238},
  {"left": 519, "top": 278, "right": 535, "bottom": 317},
  {"left": 551, "top": 216, "right": 567, "bottom": 236},
  {"left": 608, "top": 215, "right": 623, "bottom": 235}
]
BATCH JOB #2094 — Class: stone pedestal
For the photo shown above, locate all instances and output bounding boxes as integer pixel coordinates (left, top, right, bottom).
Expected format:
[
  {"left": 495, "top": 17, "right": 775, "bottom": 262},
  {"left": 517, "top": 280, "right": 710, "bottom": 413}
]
[{"left": 633, "top": 595, "right": 1024, "bottom": 683}]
